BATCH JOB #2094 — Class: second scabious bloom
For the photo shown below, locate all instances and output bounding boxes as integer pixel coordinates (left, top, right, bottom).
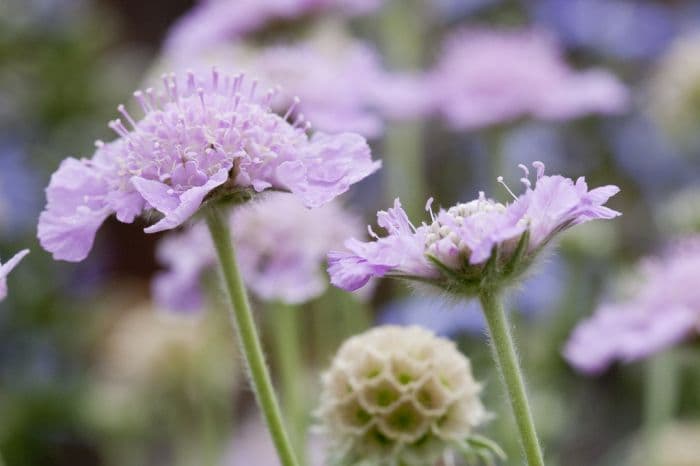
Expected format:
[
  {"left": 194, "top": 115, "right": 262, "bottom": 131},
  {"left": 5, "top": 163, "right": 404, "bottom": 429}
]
[
  {"left": 328, "top": 162, "right": 621, "bottom": 295},
  {"left": 37, "top": 69, "right": 379, "bottom": 262}
]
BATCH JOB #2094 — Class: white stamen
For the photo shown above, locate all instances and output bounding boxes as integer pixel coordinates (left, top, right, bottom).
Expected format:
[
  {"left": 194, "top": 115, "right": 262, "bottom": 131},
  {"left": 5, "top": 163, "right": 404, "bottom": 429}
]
[
  {"left": 186, "top": 69, "right": 196, "bottom": 93},
  {"left": 368, "top": 225, "right": 379, "bottom": 239},
  {"left": 249, "top": 79, "right": 258, "bottom": 101},
  {"left": 284, "top": 96, "right": 300, "bottom": 121},
  {"left": 533, "top": 161, "right": 545, "bottom": 179},
  {"left": 425, "top": 197, "right": 436, "bottom": 223},
  {"left": 133, "top": 91, "right": 150, "bottom": 113},
  {"left": 497, "top": 176, "right": 518, "bottom": 200},
  {"left": 117, "top": 104, "right": 137, "bottom": 129},
  {"left": 197, "top": 87, "right": 206, "bottom": 111},
  {"left": 211, "top": 67, "right": 219, "bottom": 91}
]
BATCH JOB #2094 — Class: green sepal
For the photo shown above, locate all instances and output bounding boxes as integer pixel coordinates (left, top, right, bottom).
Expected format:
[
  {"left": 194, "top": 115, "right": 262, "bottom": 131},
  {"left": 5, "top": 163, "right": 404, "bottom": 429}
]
[
  {"left": 502, "top": 230, "right": 530, "bottom": 280},
  {"left": 454, "top": 434, "right": 507, "bottom": 465}
]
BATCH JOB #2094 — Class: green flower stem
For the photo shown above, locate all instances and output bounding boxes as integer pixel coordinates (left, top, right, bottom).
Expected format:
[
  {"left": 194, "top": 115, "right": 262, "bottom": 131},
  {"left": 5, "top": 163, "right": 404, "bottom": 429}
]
[
  {"left": 205, "top": 205, "right": 300, "bottom": 466},
  {"left": 644, "top": 350, "right": 679, "bottom": 466},
  {"left": 270, "top": 302, "right": 307, "bottom": 464},
  {"left": 479, "top": 290, "right": 545, "bottom": 466}
]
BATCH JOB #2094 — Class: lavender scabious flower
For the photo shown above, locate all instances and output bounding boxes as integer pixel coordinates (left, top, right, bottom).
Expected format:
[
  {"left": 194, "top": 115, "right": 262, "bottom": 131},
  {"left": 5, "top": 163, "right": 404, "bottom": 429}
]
[
  {"left": 429, "top": 27, "right": 629, "bottom": 130},
  {"left": 328, "top": 162, "right": 620, "bottom": 294},
  {"left": 37, "top": 69, "right": 379, "bottom": 262},
  {"left": 154, "top": 193, "right": 363, "bottom": 311},
  {"left": 164, "top": 0, "right": 382, "bottom": 58},
  {"left": 565, "top": 237, "right": 700, "bottom": 375},
  {"left": 0, "top": 249, "right": 29, "bottom": 301}
]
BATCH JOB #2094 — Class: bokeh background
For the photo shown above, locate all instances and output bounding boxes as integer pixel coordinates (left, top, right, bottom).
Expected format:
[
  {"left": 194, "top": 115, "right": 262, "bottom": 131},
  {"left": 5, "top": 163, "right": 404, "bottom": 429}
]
[{"left": 2, "top": 0, "right": 700, "bottom": 465}]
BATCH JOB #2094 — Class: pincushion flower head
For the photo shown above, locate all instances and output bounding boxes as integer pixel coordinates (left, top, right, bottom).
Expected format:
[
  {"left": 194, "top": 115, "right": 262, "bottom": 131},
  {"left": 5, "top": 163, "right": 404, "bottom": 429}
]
[
  {"left": 37, "top": 69, "right": 379, "bottom": 261},
  {"left": 328, "top": 161, "right": 621, "bottom": 295},
  {"left": 565, "top": 236, "right": 700, "bottom": 375},
  {"left": 318, "top": 325, "right": 501, "bottom": 466},
  {"left": 0, "top": 249, "right": 29, "bottom": 301},
  {"left": 429, "top": 27, "right": 629, "bottom": 130},
  {"left": 154, "top": 193, "right": 364, "bottom": 311}
]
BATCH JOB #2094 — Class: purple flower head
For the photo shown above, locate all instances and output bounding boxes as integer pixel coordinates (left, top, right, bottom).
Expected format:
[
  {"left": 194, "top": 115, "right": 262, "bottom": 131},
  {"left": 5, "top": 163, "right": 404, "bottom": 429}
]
[
  {"left": 37, "top": 69, "right": 379, "bottom": 262},
  {"left": 429, "top": 27, "right": 629, "bottom": 130},
  {"left": 154, "top": 193, "right": 364, "bottom": 311},
  {"left": 164, "top": 0, "right": 382, "bottom": 58},
  {"left": 565, "top": 237, "right": 700, "bottom": 375},
  {"left": 328, "top": 162, "right": 620, "bottom": 294},
  {"left": 0, "top": 249, "right": 29, "bottom": 301}
]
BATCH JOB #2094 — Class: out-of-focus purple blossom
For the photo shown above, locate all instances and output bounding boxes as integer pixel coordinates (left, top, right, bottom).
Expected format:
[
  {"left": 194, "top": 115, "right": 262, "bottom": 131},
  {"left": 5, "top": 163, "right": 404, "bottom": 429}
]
[
  {"left": 37, "top": 69, "right": 379, "bottom": 262},
  {"left": 0, "top": 143, "right": 42, "bottom": 237},
  {"left": 534, "top": 0, "right": 675, "bottom": 60},
  {"left": 164, "top": 0, "right": 382, "bottom": 58},
  {"left": 377, "top": 296, "right": 485, "bottom": 337},
  {"left": 222, "top": 416, "right": 325, "bottom": 466},
  {"left": 0, "top": 249, "right": 29, "bottom": 301},
  {"left": 429, "top": 27, "right": 629, "bottom": 130},
  {"left": 565, "top": 237, "right": 700, "bottom": 375},
  {"left": 155, "top": 27, "right": 431, "bottom": 137},
  {"left": 154, "top": 193, "right": 364, "bottom": 311},
  {"left": 328, "top": 162, "right": 621, "bottom": 293}
]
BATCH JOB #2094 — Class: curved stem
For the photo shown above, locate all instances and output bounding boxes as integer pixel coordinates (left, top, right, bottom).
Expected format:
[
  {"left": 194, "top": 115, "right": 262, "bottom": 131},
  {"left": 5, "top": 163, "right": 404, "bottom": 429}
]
[
  {"left": 270, "top": 302, "right": 307, "bottom": 464},
  {"left": 479, "top": 290, "right": 545, "bottom": 466},
  {"left": 205, "top": 205, "right": 300, "bottom": 466}
]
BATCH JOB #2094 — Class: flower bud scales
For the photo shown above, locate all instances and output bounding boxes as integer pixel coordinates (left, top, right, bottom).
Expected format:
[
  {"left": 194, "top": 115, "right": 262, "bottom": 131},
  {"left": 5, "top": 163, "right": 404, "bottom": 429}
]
[{"left": 318, "top": 325, "right": 490, "bottom": 466}]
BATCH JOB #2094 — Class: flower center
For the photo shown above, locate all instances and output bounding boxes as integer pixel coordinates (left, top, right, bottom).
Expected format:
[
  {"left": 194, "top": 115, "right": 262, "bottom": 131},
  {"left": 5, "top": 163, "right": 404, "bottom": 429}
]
[{"left": 424, "top": 195, "right": 506, "bottom": 254}]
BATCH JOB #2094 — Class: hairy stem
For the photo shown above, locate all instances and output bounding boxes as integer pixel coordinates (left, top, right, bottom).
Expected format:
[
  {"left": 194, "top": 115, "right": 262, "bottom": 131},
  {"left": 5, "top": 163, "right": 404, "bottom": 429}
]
[
  {"left": 479, "top": 290, "right": 545, "bottom": 466},
  {"left": 205, "top": 205, "right": 300, "bottom": 466}
]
